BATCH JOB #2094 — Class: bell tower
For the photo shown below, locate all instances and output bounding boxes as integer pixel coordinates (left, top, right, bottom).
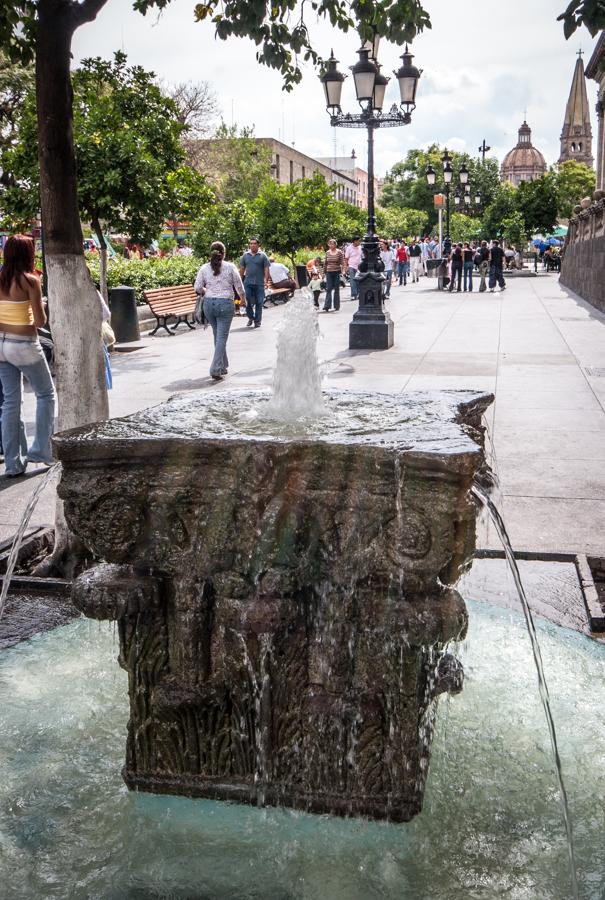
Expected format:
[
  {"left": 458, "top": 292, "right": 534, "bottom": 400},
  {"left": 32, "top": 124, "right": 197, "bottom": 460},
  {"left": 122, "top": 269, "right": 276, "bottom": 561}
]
[{"left": 559, "top": 50, "right": 594, "bottom": 167}]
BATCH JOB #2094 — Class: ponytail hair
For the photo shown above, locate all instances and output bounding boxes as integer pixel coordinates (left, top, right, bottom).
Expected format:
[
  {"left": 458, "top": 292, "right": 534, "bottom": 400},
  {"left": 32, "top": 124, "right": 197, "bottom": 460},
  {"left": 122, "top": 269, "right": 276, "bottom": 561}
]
[{"left": 209, "top": 241, "right": 226, "bottom": 275}]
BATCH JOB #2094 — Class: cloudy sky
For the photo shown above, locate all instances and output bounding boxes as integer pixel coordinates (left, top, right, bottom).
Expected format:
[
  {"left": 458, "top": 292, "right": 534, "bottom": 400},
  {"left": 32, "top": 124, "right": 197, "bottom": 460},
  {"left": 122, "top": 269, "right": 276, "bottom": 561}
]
[{"left": 72, "top": 0, "right": 600, "bottom": 177}]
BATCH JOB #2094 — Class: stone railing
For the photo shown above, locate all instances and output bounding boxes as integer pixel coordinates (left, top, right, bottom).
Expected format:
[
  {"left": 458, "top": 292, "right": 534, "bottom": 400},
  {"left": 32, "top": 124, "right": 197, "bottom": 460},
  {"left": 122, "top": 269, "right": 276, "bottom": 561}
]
[{"left": 560, "top": 194, "right": 605, "bottom": 313}]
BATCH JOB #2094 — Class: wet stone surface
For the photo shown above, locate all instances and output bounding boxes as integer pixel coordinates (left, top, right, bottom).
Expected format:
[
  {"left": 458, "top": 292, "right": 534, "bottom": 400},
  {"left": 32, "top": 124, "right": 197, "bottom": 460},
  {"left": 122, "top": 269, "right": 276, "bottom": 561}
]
[
  {"left": 0, "top": 587, "right": 78, "bottom": 650},
  {"left": 55, "top": 388, "right": 493, "bottom": 822}
]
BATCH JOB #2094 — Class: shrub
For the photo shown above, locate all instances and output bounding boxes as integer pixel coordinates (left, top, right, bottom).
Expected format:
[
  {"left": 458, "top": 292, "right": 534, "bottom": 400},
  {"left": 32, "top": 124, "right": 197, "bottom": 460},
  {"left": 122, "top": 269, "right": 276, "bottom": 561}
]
[{"left": 87, "top": 255, "right": 202, "bottom": 304}]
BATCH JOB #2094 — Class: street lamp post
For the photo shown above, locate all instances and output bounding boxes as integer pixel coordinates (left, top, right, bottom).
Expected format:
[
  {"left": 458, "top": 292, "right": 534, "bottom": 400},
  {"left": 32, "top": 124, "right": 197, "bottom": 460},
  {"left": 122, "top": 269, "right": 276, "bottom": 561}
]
[
  {"left": 426, "top": 155, "right": 474, "bottom": 258},
  {"left": 320, "top": 44, "right": 421, "bottom": 350}
]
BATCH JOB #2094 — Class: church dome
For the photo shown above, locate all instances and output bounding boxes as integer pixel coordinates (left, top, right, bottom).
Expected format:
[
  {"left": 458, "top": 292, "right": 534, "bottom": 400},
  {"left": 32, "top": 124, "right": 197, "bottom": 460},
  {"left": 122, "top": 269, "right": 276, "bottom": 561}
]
[{"left": 501, "top": 121, "right": 547, "bottom": 185}]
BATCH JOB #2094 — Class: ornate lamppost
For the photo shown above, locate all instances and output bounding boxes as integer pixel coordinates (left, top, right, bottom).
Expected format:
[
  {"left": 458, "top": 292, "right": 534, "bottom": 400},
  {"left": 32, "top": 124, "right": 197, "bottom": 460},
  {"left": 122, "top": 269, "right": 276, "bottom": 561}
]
[
  {"left": 320, "top": 42, "right": 421, "bottom": 349},
  {"left": 426, "top": 156, "right": 473, "bottom": 258}
]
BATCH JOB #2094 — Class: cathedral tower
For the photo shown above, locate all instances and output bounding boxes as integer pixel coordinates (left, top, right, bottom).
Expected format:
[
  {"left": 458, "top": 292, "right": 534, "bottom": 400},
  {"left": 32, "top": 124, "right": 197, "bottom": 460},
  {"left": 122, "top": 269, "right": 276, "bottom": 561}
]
[{"left": 559, "top": 51, "right": 594, "bottom": 168}]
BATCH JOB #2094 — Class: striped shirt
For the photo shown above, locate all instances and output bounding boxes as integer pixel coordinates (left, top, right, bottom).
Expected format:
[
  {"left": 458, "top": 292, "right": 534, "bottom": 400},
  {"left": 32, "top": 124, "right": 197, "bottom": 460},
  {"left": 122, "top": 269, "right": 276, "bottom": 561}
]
[{"left": 324, "top": 249, "right": 344, "bottom": 273}]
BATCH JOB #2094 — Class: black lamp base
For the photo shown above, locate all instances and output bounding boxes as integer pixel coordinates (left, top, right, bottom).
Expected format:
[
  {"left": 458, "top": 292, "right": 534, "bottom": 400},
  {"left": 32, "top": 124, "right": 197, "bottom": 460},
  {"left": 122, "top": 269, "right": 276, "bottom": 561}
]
[{"left": 349, "top": 313, "right": 394, "bottom": 350}]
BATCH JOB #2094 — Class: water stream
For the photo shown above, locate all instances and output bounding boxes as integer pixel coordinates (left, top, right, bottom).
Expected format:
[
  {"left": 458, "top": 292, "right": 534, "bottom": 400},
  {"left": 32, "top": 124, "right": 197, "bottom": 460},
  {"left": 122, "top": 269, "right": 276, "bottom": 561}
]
[
  {"left": 0, "top": 464, "right": 60, "bottom": 624},
  {"left": 472, "top": 483, "right": 579, "bottom": 900}
]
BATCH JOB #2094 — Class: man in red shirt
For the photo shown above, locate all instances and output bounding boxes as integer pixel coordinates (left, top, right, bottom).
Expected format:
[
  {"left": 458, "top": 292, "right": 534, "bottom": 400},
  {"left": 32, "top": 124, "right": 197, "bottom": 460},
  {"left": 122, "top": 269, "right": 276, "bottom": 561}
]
[{"left": 395, "top": 243, "right": 408, "bottom": 286}]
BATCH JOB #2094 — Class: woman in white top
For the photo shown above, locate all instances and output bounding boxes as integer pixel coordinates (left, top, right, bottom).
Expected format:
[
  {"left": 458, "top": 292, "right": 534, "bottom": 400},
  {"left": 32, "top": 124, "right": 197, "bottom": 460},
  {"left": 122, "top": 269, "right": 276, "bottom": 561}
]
[{"left": 194, "top": 242, "right": 245, "bottom": 381}]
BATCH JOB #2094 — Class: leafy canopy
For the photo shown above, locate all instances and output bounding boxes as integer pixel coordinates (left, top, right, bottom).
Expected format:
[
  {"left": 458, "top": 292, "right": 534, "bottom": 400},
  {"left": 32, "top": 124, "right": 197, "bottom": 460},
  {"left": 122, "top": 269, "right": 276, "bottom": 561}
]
[{"left": 553, "top": 159, "right": 596, "bottom": 218}]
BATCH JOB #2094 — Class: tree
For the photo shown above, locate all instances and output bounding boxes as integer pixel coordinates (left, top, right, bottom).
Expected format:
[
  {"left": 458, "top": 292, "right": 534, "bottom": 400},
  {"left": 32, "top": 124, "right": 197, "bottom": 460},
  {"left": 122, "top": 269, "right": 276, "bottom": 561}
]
[
  {"left": 449, "top": 213, "right": 479, "bottom": 244},
  {"left": 377, "top": 205, "right": 429, "bottom": 239},
  {"left": 0, "top": 51, "right": 33, "bottom": 188},
  {"left": 381, "top": 145, "right": 499, "bottom": 230},
  {"left": 481, "top": 182, "right": 520, "bottom": 240},
  {"left": 0, "top": 0, "right": 430, "bottom": 571},
  {"left": 163, "top": 80, "right": 220, "bottom": 168},
  {"left": 333, "top": 201, "right": 367, "bottom": 243},
  {"left": 192, "top": 199, "right": 257, "bottom": 259},
  {"left": 166, "top": 166, "right": 215, "bottom": 241},
  {"left": 255, "top": 172, "right": 339, "bottom": 269},
  {"left": 500, "top": 212, "right": 526, "bottom": 248},
  {"left": 554, "top": 160, "right": 596, "bottom": 219},
  {"left": 194, "top": 124, "right": 273, "bottom": 202},
  {"left": 516, "top": 173, "right": 559, "bottom": 237},
  {"left": 3, "top": 52, "right": 188, "bottom": 300},
  {"left": 558, "top": 0, "right": 605, "bottom": 37}
]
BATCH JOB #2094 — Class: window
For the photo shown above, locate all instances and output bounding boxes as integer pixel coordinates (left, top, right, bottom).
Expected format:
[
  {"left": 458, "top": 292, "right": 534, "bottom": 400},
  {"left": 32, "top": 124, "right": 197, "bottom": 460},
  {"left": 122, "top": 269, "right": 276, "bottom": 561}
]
[
  {"left": 275, "top": 154, "right": 280, "bottom": 180},
  {"left": 302, "top": 166, "right": 306, "bottom": 179},
  {"left": 289, "top": 160, "right": 294, "bottom": 184},
  {"left": 578, "top": 142, "right": 582, "bottom": 152},
  {"left": 571, "top": 142, "right": 576, "bottom": 152}
]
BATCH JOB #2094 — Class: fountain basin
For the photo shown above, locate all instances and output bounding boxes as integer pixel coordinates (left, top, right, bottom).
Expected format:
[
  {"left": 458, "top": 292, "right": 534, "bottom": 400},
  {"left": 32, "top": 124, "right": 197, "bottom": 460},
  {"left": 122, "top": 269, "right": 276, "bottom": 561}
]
[{"left": 53, "top": 389, "right": 492, "bottom": 821}]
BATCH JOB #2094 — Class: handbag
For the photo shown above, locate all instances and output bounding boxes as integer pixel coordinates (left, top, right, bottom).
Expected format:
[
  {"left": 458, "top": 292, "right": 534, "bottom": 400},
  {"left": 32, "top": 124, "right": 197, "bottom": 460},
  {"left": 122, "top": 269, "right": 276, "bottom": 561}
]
[{"left": 194, "top": 294, "right": 206, "bottom": 326}]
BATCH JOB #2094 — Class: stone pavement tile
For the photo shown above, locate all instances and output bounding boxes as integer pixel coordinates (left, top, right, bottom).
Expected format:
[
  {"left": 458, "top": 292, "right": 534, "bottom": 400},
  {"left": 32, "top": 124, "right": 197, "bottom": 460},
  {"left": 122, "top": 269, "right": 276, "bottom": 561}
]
[
  {"left": 492, "top": 496, "right": 605, "bottom": 556},
  {"left": 494, "top": 406, "right": 605, "bottom": 432},
  {"left": 494, "top": 388, "right": 604, "bottom": 411},
  {"left": 404, "top": 375, "right": 497, "bottom": 393},
  {"left": 413, "top": 353, "right": 498, "bottom": 377},
  {"left": 496, "top": 456, "right": 605, "bottom": 500},
  {"left": 494, "top": 426, "right": 605, "bottom": 459}
]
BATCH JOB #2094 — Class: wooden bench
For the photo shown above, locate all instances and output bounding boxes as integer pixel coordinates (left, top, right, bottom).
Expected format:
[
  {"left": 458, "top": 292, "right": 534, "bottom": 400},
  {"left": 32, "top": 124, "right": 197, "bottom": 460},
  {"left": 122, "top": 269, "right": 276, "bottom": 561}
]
[
  {"left": 144, "top": 285, "right": 197, "bottom": 336},
  {"left": 264, "top": 278, "right": 295, "bottom": 307}
]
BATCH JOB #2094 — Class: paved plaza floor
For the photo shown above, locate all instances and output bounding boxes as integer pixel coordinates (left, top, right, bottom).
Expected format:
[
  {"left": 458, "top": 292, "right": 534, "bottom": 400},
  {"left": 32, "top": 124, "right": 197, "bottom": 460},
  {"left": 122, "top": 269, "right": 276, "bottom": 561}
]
[{"left": 2, "top": 270, "right": 605, "bottom": 557}]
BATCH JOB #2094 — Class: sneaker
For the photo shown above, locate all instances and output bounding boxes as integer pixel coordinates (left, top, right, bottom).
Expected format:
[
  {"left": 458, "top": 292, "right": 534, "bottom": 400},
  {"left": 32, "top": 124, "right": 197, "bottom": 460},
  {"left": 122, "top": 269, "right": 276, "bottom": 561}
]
[
  {"left": 211, "top": 374, "right": 224, "bottom": 381},
  {"left": 246, "top": 320, "right": 254, "bottom": 327},
  {"left": 489, "top": 288, "right": 495, "bottom": 293},
  {"left": 254, "top": 323, "right": 261, "bottom": 328}
]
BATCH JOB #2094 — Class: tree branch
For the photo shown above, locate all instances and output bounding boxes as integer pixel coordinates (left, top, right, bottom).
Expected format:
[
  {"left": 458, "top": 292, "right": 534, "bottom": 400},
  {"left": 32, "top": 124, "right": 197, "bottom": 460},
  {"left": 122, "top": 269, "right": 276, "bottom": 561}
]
[{"left": 71, "top": 0, "right": 110, "bottom": 27}]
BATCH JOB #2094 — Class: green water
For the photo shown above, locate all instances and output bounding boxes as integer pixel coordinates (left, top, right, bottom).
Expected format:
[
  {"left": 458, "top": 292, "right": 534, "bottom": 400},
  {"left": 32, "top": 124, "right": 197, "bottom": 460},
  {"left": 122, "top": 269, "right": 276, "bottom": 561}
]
[{"left": 1, "top": 602, "right": 604, "bottom": 899}]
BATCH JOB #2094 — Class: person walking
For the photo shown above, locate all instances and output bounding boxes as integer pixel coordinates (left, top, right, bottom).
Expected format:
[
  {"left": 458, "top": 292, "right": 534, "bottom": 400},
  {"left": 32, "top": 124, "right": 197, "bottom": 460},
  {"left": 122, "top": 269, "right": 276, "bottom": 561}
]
[
  {"left": 475, "top": 241, "right": 489, "bottom": 292},
  {"left": 308, "top": 270, "right": 322, "bottom": 308},
  {"left": 462, "top": 242, "right": 474, "bottom": 292},
  {"left": 448, "top": 243, "right": 463, "bottom": 292},
  {"left": 240, "top": 238, "right": 270, "bottom": 328},
  {"left": 379, "top": 239, "right": 394, "bottom": 298},
  {"left": 395, "top": 242, "right": 408, "bottom": 285},
  {"left": 0, "top": 234, "right": 55, "bottom": 477},
  {"left": 323, "top": 239, "right": 345, "bottom": 312},
  {"left": 195, "top": 241, "right": 245, "bottom": 381},
  {"left": 420, "top": 236, "right": 431, "bottom": 275},
  {"left": 488, "top": 240, "right": 506, "bottom": 292},
  {"left": 409, "top": 240, "right": 422, "bottom": 283},
  {"left": 345, "top": 236, "right": 362, "bottom": 301}
]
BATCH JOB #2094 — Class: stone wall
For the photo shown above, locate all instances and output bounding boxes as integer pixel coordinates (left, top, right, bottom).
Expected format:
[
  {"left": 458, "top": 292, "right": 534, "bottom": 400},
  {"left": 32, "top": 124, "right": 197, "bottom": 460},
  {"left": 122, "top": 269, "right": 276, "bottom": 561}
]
[{"left": 560, "top": 199, "right": 605, "bottom": 313}]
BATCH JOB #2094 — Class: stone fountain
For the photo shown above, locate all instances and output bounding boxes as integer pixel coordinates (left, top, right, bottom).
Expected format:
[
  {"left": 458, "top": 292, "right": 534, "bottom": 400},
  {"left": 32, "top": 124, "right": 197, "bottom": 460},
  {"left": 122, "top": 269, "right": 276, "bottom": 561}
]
[{"left": 54, "top": 385, "right": 492, "bottom": 823}]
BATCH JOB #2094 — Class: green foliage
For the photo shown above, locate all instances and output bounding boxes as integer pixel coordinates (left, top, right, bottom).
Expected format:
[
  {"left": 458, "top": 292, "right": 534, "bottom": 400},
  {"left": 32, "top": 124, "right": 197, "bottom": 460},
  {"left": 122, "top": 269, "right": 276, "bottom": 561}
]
[
  {"left": 192, "top": 198, "right": 257, "bottom": 259},
  {"left": 86, "top": 254, "right": 202, "bottom": 304},
  {"left": 254, "top": 172, "right": 338, "bottom": 265},
  {"left": 516, "top": 173, "right": 559, "bottom": 237},
  {"left": 1, "top": 52, "right": 187, "bottom": 242},
  {"left": 377, "top": 205, "right": 429, "bottom": 239},
  {"left": 381, "top": 145, "right": 500, "bottom": 230},
  {"left": 166, "top": 166, "right": 215, "bottom": 227},
  {"left": 199, "top": 124, "right": 273, "bottom": 203},
  {"left": 553, "top": 160, "right": 596, "bottom": 219},
  {"left": 558, "top": 0, "right": 605, "bottom": 38},
  {"left": 481, "top": 183, "right": 518, "bottom": 240},
  {"left": 499, "top": 212, "right": 526, "bottom": 247},
  {"left": 333, "top": 202, "right": 367, "bottom": 243},
  {"left": 449, "top": 213, "right": 479, "bottom": 244}
]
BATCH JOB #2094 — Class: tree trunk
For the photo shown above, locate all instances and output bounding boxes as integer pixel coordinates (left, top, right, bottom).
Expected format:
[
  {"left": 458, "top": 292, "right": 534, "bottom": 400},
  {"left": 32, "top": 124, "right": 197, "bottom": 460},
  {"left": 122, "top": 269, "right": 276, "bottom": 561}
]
[
  {"left": 92, "top": 216, "right": 108, "bottom": 303},
  {"left": 34, "top": 0, "right": 109, "bottom": 575}
]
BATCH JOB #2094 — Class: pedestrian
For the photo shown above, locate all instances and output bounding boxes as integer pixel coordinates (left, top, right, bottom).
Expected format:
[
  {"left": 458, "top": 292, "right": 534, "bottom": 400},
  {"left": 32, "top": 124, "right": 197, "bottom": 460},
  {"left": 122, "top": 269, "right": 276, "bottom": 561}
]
[
  {"left": 345, "top": 236, "right": 362, "bottom": 301},
  {"left": 0, "top": 234, "right": 55, "bottom": 477},
  {"left": 240, "top": 238, "right": 270, "bottom": 328},
  {"left": 268, "top": 257, "right": 296, "bottom": 291},
  {"left": 409, "top": 240, "right": 422, "bottom": 283},
  {"left": 504, "top": 245, "right": 515, "bottom": 270},
  {"left": 488, "top": 240, "right": 506, "bottom": 292},
  {"left": 195, "top": 241, "right": 245, "bottom": 381},
  {"left": 475, "top": 240, "right": 490, "bottom": 292},
  {"left": 420, "top": 236, "right": 431, "bottom": 274},
  {"left": 308, "top": 270, "right": 322, "bottom": 308},
  {"left": 395, "top": 242, "right": 408, "bottom": 285},
  {"left": 462, "top": 241, "right": 474, "bottom": 292},
  {"left": 379, "top": 239, "right": 394, "bottom": 298},
  {"left": 323, "top": 238, "right": 345, "bottom": 312},
  {"left": 449, "top": 243, "right": 463, "bottom": 292}
]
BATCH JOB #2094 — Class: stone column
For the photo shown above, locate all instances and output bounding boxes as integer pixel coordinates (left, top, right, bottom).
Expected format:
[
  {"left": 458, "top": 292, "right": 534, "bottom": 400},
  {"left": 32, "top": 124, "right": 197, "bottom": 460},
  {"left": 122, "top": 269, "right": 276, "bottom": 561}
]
[{"left": 597, "top": 98, "right": 605, "bottom": 192}]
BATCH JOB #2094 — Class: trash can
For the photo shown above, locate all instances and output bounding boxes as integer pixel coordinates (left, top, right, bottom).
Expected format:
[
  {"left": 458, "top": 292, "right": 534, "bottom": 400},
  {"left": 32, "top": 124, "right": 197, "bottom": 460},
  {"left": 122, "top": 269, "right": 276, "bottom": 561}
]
[
  {"left": 109, "top": 285, "right": 140, "bottom": 343},
  {"left": 295, "top": 264, "right": 308, "bottom": 288}
]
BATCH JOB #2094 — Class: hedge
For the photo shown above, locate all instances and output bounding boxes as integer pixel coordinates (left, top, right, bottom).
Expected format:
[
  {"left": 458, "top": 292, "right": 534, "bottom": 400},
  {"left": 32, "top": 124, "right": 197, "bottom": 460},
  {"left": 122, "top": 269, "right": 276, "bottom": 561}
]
[{"left": 86, "top": 255, "right": 202, "bottom": 305}]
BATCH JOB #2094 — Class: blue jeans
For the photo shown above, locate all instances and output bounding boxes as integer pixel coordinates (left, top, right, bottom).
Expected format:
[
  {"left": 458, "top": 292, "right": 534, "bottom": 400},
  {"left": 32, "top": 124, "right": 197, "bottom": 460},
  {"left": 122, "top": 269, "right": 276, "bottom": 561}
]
[
  {"left": 384, "top": 269, "right": 393, "bottom": 297},
  {"left": 203, "top": 297, "right": 235, "bottom": 376},
  {"left": 0, "top": 332, "right": 55, "bottom": 475},
  {"left": 348, "top": 267, "right": 358, "bottom": 299},
  {"left": 489, "top": 265, "right": 505, "bottom": 289},
  {"left": 244, "top": 282, "right": 265, "bottom": 325},
  {"left": 324, "top": 271, "right": 341, "bottom": 310},
  {"left": 397, "top": 261, "right": 407, "bottom": 285},
  {"left": 463, "top": 261, "right": 474, "bottom": 291}
]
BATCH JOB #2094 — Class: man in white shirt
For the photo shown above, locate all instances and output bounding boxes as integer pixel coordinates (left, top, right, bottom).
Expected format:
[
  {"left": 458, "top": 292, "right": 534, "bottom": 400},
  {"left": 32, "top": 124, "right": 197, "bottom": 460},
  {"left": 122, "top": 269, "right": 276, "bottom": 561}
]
[
  {"left": 420, "top": 237, "right": 431, "bottom": 274},
  {"left": 345, "top": 236, "right": 363, "bottom": 301},
  {"left": 268, "top": 258, "right": 296, "bottom": 290}
]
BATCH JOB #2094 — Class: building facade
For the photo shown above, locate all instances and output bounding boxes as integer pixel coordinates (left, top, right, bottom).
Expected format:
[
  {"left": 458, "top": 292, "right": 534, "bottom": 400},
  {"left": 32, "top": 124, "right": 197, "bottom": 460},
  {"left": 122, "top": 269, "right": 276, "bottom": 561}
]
[
  {"left": 500, "top": 121, "right": 548, "bottom": 185},
  {"left": 586, "top": 33, "right": 605, "bottom": 191},
  {"left": 559, "top": 51, "right": 594, "bottom": 168},
  {"left": 257, "top": 139, "right": 358, "bottom": 205},
  {"left": 315, "top": 152, "right": 380, "bottom": 210}
]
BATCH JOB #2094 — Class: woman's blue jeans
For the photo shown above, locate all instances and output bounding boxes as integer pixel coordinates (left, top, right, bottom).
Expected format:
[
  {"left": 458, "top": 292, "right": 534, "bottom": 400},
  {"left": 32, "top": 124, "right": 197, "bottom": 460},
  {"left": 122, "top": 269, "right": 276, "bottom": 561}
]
[
  {"left": 0, "top": 332, "right": 56, "bottom": 475},
  {"left": 323, "top": 271, "right": 341, "bottom": 311},
  {"left": 203, "top": 297, "right": 235, "bottom": 377},
  {"left": 463, "top": 261, "right": 474, "bottom": 291}
]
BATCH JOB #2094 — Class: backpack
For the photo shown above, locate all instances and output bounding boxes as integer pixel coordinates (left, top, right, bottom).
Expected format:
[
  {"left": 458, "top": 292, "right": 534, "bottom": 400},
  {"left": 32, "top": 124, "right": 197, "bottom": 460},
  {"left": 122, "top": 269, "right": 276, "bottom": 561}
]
[{"left": 473, "top": 251, "right": 483, "bottom": 267}]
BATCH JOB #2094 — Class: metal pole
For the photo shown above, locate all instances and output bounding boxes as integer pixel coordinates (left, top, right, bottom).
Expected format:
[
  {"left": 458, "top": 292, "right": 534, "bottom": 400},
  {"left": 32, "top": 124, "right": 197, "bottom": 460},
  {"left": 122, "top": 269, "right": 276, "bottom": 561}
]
[
  {"left": 438, "top": 207, "right": 443, "bottom": 257},
  {"left": 444, "top": 184, "right": 452, "bottom": 258},
  {"left": 367, "top": 119, "right": 375, "bottom": 237}
]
